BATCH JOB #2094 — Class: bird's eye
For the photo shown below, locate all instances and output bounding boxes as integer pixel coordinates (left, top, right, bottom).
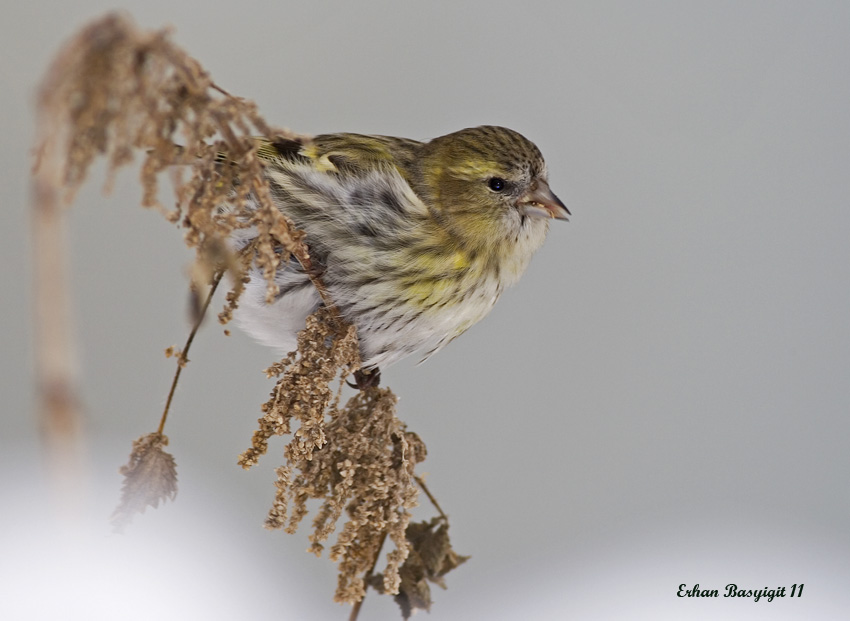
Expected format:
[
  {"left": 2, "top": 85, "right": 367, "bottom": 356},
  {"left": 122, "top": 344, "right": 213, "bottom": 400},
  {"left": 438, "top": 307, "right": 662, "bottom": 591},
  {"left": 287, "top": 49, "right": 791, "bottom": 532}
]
[{"left": 488, "top": 177, "right": 506, "bottom": 192}]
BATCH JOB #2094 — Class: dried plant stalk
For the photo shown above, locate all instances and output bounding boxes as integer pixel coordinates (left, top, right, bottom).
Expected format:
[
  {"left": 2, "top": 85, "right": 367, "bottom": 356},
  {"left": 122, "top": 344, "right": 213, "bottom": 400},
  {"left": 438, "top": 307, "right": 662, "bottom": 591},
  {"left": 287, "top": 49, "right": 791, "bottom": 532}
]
[
  {"left": 32, "top": 128, "right": 86, "bottom": 513},
  {"left": 33, "top": 12, "right": 465, "bottom": 615}
]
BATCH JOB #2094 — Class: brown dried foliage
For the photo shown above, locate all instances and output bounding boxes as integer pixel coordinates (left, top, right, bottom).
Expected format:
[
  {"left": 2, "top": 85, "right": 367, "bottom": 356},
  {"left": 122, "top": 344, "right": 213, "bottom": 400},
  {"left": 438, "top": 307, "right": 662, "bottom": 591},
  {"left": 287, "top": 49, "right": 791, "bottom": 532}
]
[
  {"left": 370, "top": 517, "right": 469, "bottom": 618},
  {"left": 314, "top": 394, "right": 425, "bottom": 603},
  {"left": 34, "top": 12, "right": 466, "bottom": 614},
  {"left": 35, "top": 11, "right": 306, "bottom": 306},
  {"left": 111, "top": 433, "right": 178, "bottom": 532},
  {"left": 237, "top": 307, "right": 360, "bottom": 471},
  {"left": 236, "top": 308, "right": 428, "bottom": 603},
  {"left": 403, "top": 519, "right": 469, "bottom": 616}
]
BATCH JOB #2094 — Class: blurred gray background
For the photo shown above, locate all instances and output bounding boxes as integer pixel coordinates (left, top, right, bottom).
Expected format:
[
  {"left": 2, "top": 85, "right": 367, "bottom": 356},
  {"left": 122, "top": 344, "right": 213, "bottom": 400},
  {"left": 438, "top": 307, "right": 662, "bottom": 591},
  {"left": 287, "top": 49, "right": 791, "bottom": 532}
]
[{"left": 2, "top": 1, "right": 849, "bottom": 619}]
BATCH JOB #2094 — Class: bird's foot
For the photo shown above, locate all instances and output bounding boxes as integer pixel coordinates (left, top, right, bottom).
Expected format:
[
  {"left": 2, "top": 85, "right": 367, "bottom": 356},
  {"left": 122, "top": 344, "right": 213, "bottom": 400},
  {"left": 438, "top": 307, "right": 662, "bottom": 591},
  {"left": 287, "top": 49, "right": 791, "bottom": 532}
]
[{"left": 348, "top": 368, "right": 381, "bottom": 390}]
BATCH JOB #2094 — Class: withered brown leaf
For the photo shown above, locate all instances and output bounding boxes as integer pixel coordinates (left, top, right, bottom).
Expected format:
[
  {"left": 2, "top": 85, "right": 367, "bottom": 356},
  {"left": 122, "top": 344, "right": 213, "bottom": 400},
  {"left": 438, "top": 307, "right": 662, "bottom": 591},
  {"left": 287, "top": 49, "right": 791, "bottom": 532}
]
[
  {"left": 374, "top": 517, "right": 469, "bottom": 618},
  {"left": 111, "top": 433, "right": 178, "bottom": 531}
]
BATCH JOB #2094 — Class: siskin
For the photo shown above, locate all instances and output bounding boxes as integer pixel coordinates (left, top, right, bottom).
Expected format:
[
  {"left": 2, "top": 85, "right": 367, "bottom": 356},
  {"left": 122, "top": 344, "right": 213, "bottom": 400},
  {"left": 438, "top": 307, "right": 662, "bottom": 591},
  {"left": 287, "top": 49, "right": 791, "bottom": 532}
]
[{"left": 231, "top": 125, "right": 569, "bottom": 377}]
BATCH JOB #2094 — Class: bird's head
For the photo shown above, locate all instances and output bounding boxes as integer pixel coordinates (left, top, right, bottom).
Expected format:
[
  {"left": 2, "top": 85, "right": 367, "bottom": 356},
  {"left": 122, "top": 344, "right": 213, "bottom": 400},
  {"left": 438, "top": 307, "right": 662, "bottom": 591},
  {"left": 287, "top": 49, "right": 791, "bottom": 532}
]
[{"left": 419, "top": 126, "right": 568, "bottom": 253}]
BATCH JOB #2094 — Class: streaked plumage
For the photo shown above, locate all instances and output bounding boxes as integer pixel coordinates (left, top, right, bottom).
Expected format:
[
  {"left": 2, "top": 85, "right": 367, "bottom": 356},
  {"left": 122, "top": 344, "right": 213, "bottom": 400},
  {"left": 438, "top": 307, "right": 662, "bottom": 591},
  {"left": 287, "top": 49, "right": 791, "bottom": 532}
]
[{"left": 231, "top": 125, "right": 568, "bottom": 370}]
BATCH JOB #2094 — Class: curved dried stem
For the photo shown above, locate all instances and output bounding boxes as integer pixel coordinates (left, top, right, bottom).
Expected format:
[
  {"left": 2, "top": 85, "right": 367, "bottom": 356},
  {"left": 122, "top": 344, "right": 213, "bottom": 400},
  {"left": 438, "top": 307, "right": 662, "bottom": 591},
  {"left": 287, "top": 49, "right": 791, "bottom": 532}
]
[
  {"left": 158, "top": 268, "right": 224, "bottom": 435},
  {"left": 32, "top": 127, "right": 85, "bottom": 513}
]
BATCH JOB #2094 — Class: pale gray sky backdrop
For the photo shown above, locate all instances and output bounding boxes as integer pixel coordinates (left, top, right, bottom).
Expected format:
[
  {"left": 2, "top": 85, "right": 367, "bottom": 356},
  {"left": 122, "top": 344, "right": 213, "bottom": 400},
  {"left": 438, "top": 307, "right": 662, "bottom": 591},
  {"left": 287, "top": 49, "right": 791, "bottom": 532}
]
[{"left": 2, "top": 2, "right": 849, "bottom": 619}]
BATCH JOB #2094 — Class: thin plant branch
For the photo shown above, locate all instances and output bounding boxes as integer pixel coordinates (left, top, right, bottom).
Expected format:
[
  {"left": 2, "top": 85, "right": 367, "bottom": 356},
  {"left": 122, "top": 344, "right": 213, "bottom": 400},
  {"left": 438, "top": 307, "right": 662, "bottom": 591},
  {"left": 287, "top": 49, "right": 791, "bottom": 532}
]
[
  {"left": 158, "top": 268, "right": 224, "bottom": 435},
  {"left": 415, "top": 475, "right": 448, "bottom": 522},
  {"left": 348, "top": 531, "right": 388, "bottom": 621}
]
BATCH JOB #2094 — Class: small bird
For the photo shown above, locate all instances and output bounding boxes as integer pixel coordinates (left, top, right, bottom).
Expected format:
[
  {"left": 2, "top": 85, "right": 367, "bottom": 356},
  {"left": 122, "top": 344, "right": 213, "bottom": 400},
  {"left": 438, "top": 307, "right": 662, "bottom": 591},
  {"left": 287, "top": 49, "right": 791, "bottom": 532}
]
[{"left": 232, "top": 125, "right": 568, "bottom": 378}]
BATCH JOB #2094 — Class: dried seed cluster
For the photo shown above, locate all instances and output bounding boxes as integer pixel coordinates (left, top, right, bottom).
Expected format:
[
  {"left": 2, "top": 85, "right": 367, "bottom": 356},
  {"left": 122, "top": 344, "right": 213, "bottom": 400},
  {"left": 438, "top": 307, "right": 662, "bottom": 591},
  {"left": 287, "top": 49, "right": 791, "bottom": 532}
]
[{"left": 237, "top": 307, "right": 427, "bottom": 603}]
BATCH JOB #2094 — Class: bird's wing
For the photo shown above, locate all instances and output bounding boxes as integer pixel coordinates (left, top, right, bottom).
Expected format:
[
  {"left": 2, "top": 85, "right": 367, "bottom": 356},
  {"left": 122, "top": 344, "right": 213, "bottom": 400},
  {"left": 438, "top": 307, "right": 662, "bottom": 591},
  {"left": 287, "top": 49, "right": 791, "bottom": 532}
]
[
  {"left": 253, "top": 133, "right": 430, "bottom": 230},
  {"left": 255, "top": 133, "right": 421, "bottom": 180},
  {"left": 214, "top": 134, "right": 427, "bottom": 259}
]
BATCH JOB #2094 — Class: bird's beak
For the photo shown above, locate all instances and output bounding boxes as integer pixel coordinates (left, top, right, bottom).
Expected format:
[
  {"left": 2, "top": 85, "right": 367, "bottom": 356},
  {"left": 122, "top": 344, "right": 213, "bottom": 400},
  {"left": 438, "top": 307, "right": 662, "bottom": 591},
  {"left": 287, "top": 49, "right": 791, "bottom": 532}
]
[{"left": 519, "top": 180, "right": 570, "bottom": 221}]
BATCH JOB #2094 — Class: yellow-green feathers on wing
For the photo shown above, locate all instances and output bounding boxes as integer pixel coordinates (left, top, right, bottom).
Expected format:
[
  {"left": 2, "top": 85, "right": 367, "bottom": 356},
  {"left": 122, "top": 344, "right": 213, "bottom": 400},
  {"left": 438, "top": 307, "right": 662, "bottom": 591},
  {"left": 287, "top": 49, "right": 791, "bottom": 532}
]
[{"left": 254, "top": 133, "right": 421, "bottom": 182}]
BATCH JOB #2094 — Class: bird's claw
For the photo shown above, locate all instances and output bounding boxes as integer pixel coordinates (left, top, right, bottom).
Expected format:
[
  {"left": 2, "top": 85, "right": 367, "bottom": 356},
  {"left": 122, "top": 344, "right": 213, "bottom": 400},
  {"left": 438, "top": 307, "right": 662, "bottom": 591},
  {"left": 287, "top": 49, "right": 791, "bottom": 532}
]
[{"left": 348, "top": 368, "right": 381, "bottom": 390}]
